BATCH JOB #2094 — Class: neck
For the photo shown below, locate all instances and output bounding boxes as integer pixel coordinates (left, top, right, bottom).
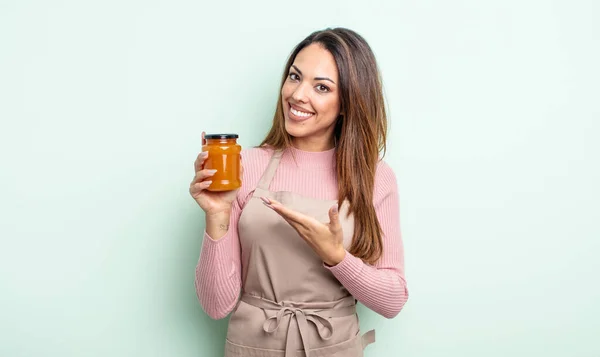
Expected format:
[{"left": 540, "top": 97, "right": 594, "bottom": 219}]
[{"left": 291, "top": 136, "right": 335, "bottom": 152}]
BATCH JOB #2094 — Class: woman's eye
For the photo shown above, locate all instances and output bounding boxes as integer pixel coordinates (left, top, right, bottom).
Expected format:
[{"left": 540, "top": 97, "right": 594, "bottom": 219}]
[
  {"left": 316, "top": 84, "right": 330, "bottom": 92},
  {"left": 289, "top": 73, "right": 300, "bottom": 81}
]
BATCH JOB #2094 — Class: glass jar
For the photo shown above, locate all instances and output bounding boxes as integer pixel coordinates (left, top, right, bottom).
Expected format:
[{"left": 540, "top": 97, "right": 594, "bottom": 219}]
[{"left": 202, "top": 134, "right": 242, "bottom": 191}]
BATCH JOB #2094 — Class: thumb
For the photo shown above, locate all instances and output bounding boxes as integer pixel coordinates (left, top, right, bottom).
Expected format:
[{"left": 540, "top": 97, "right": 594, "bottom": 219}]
[{"left": 328, "top": 205, "right": 341, "bottom": 231}]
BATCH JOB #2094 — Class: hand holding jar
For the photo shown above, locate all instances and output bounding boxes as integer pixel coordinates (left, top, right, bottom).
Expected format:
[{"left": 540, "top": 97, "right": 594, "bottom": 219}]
[{"left": 189, "top": 132, "right": 243, "bottom": 219}]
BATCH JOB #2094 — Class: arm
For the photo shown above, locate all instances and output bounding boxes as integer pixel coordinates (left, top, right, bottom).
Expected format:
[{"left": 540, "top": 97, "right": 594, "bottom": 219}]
[
  {"left": 194, "top": 192, "right": 244, "bottom": 320},
  {"left": 326, "top": 163, "right": 409, "bottom": 318}
]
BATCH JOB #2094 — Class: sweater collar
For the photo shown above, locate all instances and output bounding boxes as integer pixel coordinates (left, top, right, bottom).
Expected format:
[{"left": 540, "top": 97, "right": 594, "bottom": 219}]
[{"left": 281, "top": 145, "right": 336, "bottom": 169}]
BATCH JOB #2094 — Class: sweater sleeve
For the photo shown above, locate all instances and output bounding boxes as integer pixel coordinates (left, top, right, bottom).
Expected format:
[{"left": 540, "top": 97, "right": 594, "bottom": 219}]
[
  {"left": 194, "top": 150, "right": 263, "bottom": 319},
  {"left": 325, "top": 162, "right": 409, "bottom": 318},
  {"left": 194, "top": 196, "right": 243, "bottom": 319}
]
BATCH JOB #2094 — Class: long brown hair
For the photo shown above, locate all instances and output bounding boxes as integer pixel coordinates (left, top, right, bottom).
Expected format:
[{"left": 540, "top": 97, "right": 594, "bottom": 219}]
[{"left": 260, "top": 28, "right": 387, "bottom": 265}]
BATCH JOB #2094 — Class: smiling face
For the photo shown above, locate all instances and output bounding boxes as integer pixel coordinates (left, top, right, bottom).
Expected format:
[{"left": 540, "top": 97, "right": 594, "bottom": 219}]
[{"left": 281, "top": 43, "right": 341, "bottom": 151}]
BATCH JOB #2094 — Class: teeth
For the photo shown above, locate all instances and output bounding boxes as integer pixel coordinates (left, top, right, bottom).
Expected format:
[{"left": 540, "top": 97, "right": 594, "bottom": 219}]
[{"left": 291, "top": 108, "right": 313, "bottom": 117}]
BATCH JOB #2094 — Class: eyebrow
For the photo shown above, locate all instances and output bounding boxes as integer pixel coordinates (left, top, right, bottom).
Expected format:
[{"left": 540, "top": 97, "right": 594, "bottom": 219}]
[{"left": 291, "top": 65, "right": 336, "bottom": 85}]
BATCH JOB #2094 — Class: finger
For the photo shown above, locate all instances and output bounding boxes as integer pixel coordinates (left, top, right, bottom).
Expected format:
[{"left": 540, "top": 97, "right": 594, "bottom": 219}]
[
  {"left": 261, "top": 197, "right": 318, "bottom": 236},
  {"left": 189, "top": 180, "right": 212, "bottom": 196},
  {"left": 191, "top": 168, "right": 217, "bottom": 184},
  {"left": 202, "top": 131, "right": 206, "bottom": 145},
  {"left": 328, "top": 205, "right": 341, "bottom": 233},
  {"left": 194, "top": 151, "right": 209, "bottom": 172},
  {"left": 260, "top": 197, "right": 305, "bottom": 224}
]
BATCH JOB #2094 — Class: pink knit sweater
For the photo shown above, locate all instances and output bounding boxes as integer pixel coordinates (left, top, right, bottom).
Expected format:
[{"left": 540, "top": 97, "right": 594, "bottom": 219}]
[{"left": 195, "top": 146, "right": 408, "bottom": 319}]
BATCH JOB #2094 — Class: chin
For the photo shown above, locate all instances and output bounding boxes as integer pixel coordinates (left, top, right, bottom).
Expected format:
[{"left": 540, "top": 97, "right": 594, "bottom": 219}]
[
  {"left": 284, "top": 119, "right": 310, "bottom": 138},
  {"left": 284, "top": 124, "right": 303, "bottom": 139}
]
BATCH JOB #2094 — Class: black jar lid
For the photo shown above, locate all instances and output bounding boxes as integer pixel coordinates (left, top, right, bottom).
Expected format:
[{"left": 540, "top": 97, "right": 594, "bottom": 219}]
[{"left": 204, "top": 134, "right": 239, "bottom": 139}]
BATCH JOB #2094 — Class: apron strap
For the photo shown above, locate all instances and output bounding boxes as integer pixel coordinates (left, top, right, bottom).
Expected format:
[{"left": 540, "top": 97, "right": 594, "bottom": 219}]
[
  {"left": 361, "top": 329, "right": 376, "bottom": 349},
  {"left": 256, "top": 149, "right": 284, "bottom": 190}
]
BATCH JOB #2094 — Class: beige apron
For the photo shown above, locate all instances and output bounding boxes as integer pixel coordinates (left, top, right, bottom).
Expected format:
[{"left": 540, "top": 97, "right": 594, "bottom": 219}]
[{"left": 224, "top": 149, "right": 375, "bottom": 357}]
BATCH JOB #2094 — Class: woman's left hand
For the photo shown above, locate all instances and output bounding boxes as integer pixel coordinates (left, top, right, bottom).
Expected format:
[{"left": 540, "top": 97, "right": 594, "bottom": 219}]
[{"left": 260, "top": 196, "right": 346, "bottom": 266}]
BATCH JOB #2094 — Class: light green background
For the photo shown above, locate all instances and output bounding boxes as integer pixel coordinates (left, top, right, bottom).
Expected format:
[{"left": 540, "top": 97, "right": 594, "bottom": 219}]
[{"left": 1, "top": 0, "right": 599, "bottom": 356}]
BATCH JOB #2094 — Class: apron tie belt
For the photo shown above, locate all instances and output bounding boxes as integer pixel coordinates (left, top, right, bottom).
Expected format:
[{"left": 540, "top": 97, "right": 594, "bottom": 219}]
[{"left": 242, "top": 294, "right": 356, "bottom": 357}]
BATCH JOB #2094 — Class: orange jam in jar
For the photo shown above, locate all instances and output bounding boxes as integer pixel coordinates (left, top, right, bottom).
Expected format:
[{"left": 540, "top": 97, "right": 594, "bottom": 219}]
[{"left": 202, "top": 134, "right": 242, "bottom": 191}]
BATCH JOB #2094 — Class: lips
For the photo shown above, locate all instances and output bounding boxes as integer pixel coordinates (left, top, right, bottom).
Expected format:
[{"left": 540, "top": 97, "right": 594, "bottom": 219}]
[{"left": 288, "top": 103, "right": 314, "bottom": 121}]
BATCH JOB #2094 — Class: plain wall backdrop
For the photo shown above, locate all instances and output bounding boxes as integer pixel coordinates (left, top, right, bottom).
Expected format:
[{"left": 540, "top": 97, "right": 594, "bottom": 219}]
[{"left": 1, "top": 0, "right": 598, "bottom": 356}]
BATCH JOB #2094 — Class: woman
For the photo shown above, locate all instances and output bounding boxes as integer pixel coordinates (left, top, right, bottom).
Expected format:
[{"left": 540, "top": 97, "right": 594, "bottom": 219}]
[{"left": 190, "top": 28, "right": 408, "bottom": 357}]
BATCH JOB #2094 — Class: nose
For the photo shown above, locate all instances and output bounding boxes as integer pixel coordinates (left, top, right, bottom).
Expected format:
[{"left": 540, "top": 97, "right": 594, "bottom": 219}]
[{"left": 291, "top": 82, "right": 310, "bottom": 103}]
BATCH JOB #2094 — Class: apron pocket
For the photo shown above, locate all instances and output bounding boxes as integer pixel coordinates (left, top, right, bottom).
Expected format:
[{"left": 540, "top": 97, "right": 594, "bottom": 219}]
[
  {"left": 225, "top": 339, "right": 284, "bottom": 357},
  {"left": 224, "top": 329, "right": 374, "bottom": 357},
  {"left": 309, "top": 329, "right": 375, "bottom": 357}
]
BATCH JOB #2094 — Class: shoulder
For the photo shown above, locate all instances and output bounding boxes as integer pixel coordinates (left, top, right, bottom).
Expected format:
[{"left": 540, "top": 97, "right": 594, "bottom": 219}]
[
  {"left": 373, "top": 159, "right": 399, "bottom": 204},
  {"left": 237, "top": 146, "right": 274, "bottom": 204},
  {"left": 240, "top": 146, "right": 275, "bottom": 174},
  {"left": 241, "top": 146, "right": 273, "bottom": 163},
  {"left": 240, "top": 146, "right": 275, "bottom": 178},
  {"left": 375, "top": 159, "right": 398, "bottom": 187}
]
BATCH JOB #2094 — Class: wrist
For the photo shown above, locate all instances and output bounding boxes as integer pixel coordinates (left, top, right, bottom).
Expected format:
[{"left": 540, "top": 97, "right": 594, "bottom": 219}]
[
  {"left": 206, "top": 209, "right": 231, "bottom": 223},
  {"left": 324, "top": 247, "right": 346, "bottom": 267},
  {"left": 205, "top": 210, "right": 232, "bottom": 240}
]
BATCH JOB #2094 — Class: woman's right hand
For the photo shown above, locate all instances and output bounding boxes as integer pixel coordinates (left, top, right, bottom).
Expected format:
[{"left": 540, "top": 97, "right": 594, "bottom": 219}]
[{"left": 189, "top": 132, "right": 241, "bottom": 217}]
